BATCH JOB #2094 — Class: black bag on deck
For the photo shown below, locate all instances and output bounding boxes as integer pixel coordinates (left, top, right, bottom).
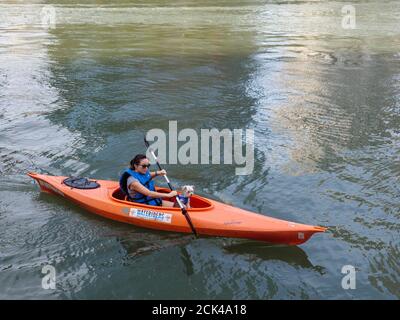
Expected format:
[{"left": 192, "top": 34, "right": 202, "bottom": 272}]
[{"left": 63, "top": 177, "right": 100, "bottom": 189}]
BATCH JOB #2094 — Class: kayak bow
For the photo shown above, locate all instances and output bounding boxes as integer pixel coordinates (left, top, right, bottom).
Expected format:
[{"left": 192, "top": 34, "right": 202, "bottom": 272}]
[{"left": 28, "top": 172, "right": 327, "bottom": 245}]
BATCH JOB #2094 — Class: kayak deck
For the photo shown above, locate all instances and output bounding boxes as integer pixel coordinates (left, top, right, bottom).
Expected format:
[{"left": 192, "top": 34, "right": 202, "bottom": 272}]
[{"left": 28, "top": 172, "right": 327, "bottom": 245}]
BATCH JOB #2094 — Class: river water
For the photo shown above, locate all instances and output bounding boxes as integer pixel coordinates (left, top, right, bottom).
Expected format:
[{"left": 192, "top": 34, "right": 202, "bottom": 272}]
[{"left": 0, "top": 0, "right": 399, "bottom": 299}]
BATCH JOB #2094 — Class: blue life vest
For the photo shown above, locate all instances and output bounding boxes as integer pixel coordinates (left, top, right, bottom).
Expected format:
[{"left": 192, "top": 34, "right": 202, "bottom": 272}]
[
  {"left": 119, "top": 168, "right": 162, "bottom": 206},
  {"left": 177, "top": 194, "right": 189, "bottom": 206}
]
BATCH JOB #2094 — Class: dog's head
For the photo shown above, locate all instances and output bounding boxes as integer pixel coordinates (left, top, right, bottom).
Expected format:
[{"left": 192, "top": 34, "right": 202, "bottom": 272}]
[{"left": 181, "top": 185, "right": 194, "bottom": 197}]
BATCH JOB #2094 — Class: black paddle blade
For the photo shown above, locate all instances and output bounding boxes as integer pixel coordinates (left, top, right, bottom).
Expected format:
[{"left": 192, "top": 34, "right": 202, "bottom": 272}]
[{"left": 181, "top": 208, "right": 198, "bottom": 237}]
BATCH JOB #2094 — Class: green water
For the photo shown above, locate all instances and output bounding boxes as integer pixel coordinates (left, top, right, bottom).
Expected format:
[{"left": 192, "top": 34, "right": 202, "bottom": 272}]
[{"left": 0, "top": 0, "right": 399, "bottom": 299}]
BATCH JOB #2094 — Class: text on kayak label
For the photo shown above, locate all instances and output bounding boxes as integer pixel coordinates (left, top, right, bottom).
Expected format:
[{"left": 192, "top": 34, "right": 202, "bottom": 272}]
[{"left": 129, "top": 208, "right": 172, "bottom": 224}]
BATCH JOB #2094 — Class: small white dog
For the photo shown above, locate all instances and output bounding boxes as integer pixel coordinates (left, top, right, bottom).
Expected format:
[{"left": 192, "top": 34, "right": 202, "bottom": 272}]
[{"left": 175, "top": 185, "right": 194, "bottom": 208}]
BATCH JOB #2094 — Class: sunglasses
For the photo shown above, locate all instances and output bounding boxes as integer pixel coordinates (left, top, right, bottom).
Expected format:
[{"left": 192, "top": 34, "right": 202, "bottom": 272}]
[{"left": 139, "top": 164, "right": 151, "bottom": 168}]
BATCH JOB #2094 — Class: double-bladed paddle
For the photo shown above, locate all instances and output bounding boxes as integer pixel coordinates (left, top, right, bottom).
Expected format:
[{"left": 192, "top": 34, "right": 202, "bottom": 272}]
[{"left": 144, "top": 138, "right": 198, "bottom": 237}]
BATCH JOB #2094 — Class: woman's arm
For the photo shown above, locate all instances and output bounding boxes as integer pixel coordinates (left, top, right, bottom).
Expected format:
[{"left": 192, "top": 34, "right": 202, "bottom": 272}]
[{"left": 130, "top": 181, "right": 176, "bottom": 199}]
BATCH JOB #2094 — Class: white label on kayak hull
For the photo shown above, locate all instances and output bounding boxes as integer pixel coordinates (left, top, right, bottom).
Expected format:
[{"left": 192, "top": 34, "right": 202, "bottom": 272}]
[{"left": 129, "top": 208, "right": 172, "bottom": 224}]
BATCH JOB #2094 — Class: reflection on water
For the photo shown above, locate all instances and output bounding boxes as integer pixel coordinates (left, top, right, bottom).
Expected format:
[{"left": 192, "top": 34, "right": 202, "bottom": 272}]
[
  {"left": 0, "top": 0, "right": 399, "bottom": 299},
  {"left": 222, "top": 241, "right": 324, "bottom": 273},
  {"left": 0, "top": 6, "right": 89, "bottom": 176}
]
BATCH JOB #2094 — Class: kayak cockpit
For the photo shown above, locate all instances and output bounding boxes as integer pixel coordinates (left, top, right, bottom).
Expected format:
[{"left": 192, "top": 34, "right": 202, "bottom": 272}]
[{"left": 110, "top": 187, "right": 213, "bottom": 210}]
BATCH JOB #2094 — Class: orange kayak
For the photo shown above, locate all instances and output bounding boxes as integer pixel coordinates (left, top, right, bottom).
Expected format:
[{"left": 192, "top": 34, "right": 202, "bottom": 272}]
[{"left": 28, "top": 172, "right": 326, "bottom": 245}]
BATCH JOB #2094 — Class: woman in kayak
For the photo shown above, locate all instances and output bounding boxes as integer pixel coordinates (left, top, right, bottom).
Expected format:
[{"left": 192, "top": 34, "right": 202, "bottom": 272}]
[{"left": 119, "top": 154, "right": 177, "bottom": 207}]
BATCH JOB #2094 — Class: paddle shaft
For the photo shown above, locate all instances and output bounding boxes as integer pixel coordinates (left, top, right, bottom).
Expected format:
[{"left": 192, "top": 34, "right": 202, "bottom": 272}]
[{"left": 144, "top": 139, "right": 198, "bottom": 237}]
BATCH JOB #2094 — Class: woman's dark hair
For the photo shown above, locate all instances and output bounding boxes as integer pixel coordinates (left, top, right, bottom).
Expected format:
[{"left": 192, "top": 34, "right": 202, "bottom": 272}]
[{"left": 130, "top": 154, "right": 147, "bottom": 169}]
